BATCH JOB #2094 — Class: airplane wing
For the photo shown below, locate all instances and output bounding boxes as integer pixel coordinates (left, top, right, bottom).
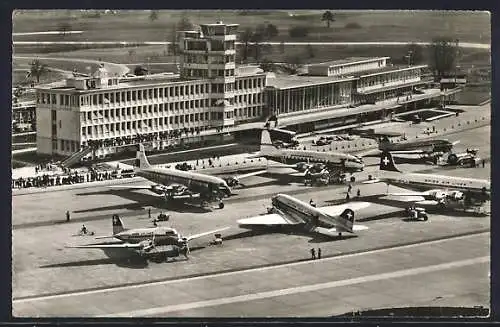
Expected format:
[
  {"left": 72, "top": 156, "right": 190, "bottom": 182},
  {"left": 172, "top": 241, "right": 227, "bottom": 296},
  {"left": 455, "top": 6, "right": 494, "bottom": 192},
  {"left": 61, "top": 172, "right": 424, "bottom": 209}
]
[
  {"left": 186, "top": 227, "right": 231, "bottom": 242},
  {"left": 234, "top": 170, "right": 268, "bottom": 181},
  {"left": 108, "top": 185, "right": 155, "bottom": 190},
  {"left": 65, "top": 243, "right": 144, "bottom": 249},
  {"left": 317, "top": 201, "right": 371, "bottom": 217},
  {"left": 390, "top": 150, "right": 427, "bottom": 155},
  {"left": 356, "top": 149, "right": 381, "bottom": 157},
  {"left": 313, "top": 225, "right": 369, "bottom": 237},
  {"left": 384, "top": 191, "right": 433, "bottom": 197},
  {"left": 237, "top": 213, "right": 305, "bottom": 226}
]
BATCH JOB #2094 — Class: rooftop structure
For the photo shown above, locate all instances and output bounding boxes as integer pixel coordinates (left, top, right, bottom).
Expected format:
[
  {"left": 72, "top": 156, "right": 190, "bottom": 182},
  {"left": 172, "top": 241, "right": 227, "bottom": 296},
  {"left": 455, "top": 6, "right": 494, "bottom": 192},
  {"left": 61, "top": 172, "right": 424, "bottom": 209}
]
[{"left": 308, "top": 57, "right": 391, "bottom": 77}]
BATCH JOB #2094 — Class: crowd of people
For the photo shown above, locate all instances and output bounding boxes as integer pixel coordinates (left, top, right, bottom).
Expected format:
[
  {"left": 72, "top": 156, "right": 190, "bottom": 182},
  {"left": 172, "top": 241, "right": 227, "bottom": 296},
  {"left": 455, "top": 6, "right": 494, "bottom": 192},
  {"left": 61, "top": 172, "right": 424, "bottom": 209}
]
[{"left": 12, "top": 166, "right": 136, "bottom": 190}]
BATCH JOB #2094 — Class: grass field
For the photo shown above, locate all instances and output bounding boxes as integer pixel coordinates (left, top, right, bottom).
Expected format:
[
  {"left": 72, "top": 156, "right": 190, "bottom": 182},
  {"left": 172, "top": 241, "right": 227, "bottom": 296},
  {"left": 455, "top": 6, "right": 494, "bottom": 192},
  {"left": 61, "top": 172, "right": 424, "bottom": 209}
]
[
  {"left": 13, "top": 43, "right": 491, "bottom": 73},
  {"left": 13, "top": 10, "right": 491, "bottom": 43},
  {"left": 456, "top": 85, "right": 491, "bottom": 105}
]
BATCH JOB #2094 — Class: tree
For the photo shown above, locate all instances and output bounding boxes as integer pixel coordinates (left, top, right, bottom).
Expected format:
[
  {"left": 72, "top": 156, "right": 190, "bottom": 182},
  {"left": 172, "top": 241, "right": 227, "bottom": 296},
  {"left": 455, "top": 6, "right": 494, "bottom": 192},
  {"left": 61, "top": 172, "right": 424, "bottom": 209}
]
[
  {"left": 406, "top": 43, "right": 424, "bottom": 65},
  {"left": 177, "top": 14, "right": 194, "bottom": 31},
  {"left": 29, "top": 59, "right": 48, "bottom": 83},
  {"left": 321, "top": 10, "right": 335, "bottom": 28},
  {"left": 149, "top": 10, "right": 159, "bottom": 22},
  {"left": 288, "top": 25, "right": 310, "bottom": 38},
  {"left": 264, "top": 23, "right": 279, "bottom": 39},
  {"left": 134, "top": 66, "right": 148, "bottom": 76},
  {"left": 251, "top": 25, "right": 267, "bottom": 62},
  {"left": 282, "top": 55, "right": 304, "bottom": 75},
  {"left": 259, "top": 58, "right": 276, "bottom": 72},
  {"left": 239, "top": 28, "right": 254, "bottom": 63},
  {"left": 429, "top": 37, "right": 459, "bottom": 79},
  {"left": 279, "top": 40, "right": 285, "bottom": 54},
  {"left": 306, "top": 44, "right": 315, "bottom": 59},
  {"left": 168, "top": 24, "right": 179, "bottom": 57}
]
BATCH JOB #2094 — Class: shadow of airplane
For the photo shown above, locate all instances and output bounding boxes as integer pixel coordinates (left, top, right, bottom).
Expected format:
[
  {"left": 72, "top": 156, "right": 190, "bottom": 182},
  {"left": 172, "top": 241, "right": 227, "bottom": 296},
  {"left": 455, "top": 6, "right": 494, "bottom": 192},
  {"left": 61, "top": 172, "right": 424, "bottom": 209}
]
[
  {"left": 335, "top": 195, "right": 489, "bottom": 218},
  {"left": 74, "top": 188, "right": 211, "bottom": 214},
  {"left": 224, "top": 226, "right": 359, "bottom": 243},
  {"left": 41, "top": 246, "right": 205, "bottom": 269}
]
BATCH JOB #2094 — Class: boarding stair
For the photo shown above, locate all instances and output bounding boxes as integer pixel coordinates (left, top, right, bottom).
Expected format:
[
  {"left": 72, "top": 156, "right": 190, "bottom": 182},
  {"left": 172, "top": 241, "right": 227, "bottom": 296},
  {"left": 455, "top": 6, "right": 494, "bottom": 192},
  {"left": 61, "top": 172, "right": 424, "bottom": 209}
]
[{"left": 60, "top": 146, "right": 93, "bottom": 168}]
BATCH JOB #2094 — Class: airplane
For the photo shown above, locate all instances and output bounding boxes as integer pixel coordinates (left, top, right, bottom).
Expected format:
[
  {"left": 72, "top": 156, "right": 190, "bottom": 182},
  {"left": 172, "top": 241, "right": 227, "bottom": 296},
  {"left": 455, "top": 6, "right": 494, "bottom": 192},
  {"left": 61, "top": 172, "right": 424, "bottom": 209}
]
[
  {"left": 66, "top": 214, "right": 230, "bottom": 260},
  {"left": 367, "top": 151, "right": 490, "bottom": 210},
  {"left": 360, "top": 137, "right": 460, "bottom": 164},
  {"left": 250, "top": 129, "right": 365, "bottom": 185},
  {"left": 237, "top": 194, "right": 370, "bottom": 238},
  {"left": 112, "top": 144, "right": 235, "bottom": 209}
]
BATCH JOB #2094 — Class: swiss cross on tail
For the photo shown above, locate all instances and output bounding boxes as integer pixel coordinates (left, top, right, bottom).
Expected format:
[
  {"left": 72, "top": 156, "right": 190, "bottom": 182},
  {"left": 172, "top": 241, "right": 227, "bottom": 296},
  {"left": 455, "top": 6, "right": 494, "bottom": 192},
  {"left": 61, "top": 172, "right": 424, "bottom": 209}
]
[
  {"left": 379, "top": 151, "right": 400, "bottom": 172},
  {"left": 112, "top": 214, "right": 125, "bottom": 234},
  {"left": 340, "top": 209, "right": 355, "bottom": 223}
]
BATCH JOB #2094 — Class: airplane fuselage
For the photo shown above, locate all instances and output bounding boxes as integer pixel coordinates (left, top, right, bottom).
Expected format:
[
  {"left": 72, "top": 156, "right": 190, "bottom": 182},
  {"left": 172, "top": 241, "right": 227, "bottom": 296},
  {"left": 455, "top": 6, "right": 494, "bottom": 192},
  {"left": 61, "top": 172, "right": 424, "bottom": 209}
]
[
  {"left": 380, "top": 139, "right": 453, "bottom": 153},
  {"left": 265, "top": 149, "right": 364, "bottom": 173},
  {"left": 115, "top": 226, "right": 182, "bottom": 246},
  {"left": 136, "top": 166, "right": 231, "bottom": 201},
  {"left": 381, "top": 171, "right": 490, "bottom": 201},
  {"left": 271, "top": 194, "right": 348, "bottom": 231}
]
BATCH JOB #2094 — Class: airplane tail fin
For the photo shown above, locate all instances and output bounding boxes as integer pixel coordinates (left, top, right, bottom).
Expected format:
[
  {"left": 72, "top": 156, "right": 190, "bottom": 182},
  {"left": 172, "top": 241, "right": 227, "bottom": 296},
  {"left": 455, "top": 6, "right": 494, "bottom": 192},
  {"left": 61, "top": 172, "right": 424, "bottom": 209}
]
[
  {"left": 135, "top": 143, "right": 152, "bottom": 170},
  {"left": 260, "top": 129, "right": 277, "bottom": 155},
  {"left": 337, "top": 209, "right": 355, "bottom": 233},
  {"left": 380, "top": 151, "right": 401, "bottom": 172},
  {"left": 112, "top": 214, "right": 126, "bottom": 235}
]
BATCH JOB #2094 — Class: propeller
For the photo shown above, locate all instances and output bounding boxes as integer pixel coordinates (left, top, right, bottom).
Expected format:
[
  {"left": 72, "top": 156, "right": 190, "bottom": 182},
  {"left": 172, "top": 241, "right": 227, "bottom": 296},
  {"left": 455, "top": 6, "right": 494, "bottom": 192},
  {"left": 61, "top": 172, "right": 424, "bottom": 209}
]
[
  {"left": 177, "top": 237, "right": 190, "bottom": 258},
  {"left": 448, "top": 190, "right": 464, "bottom": 201}
]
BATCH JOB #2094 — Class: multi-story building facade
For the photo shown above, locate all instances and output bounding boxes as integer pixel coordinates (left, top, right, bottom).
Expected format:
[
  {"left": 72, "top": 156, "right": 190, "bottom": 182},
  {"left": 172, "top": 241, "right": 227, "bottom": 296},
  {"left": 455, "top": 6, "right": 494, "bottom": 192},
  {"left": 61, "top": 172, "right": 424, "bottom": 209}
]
[{"left": 35, "top": 21, "right": 266, "bottom": 159}]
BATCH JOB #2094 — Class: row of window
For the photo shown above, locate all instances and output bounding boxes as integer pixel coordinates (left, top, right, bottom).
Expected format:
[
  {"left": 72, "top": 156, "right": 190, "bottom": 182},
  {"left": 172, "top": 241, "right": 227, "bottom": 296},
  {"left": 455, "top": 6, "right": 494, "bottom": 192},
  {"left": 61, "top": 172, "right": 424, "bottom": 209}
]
[
  {"left": 80, "top": 96, "right": 260, "bottom": 120},
  {"left": 359, "top": 70, "right": 421, "bottom": 87},
  {"left": 183, "top": 54, "right": 235, "bottom": 64},
  {"left": 328, "top": 60, "right": 386, "bottom": 76},
  {"left": 37, "top": 77, "right": 266, "bottom": 107},
  {"left": 80, "top": 106, "right": 262, "bottom": 137},
  {"left": 80, "top": 94, "right": 265, "bottom": 121}
]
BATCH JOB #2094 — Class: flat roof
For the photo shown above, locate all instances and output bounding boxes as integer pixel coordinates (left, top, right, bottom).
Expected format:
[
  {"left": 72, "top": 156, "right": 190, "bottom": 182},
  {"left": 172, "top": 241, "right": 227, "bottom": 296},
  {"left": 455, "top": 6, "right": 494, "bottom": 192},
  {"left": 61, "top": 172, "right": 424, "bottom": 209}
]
[
  {"left": 266, "top": 74, "right": 356, "bottom": 90},
  {"left": 356, "top": 65, "right": 428, "bottom": 78},
  {"left": 235, "top": 66, "right": 264, "bottom": 77},
  {"left": 309, "top": 57, "right": 390, "bottom": 68}
]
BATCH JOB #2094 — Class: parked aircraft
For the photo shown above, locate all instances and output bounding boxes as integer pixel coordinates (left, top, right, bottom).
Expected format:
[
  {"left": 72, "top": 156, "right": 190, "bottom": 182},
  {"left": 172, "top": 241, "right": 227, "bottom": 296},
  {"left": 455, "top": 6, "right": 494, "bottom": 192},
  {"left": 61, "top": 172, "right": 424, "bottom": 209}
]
[
  {"left": 360, "top": 137, "right": 460, "bottom": 163},
  {"left": 367, "top": 151, "right": 490, "bottom": 210},
  {"left": 437, "top": 149, "right": 482, "bottom": 168},
  {"left": 66, "top": 214, "right": 229, "bottom": 260},
  {"left": 237, "top": 194, "right": 369, "bottom": 238},
  {"left": 250, "top": 129, "right": 364, "bottom": 184},
  {"left": 112, "top": 144, "right": 243, "bottom": 209}
]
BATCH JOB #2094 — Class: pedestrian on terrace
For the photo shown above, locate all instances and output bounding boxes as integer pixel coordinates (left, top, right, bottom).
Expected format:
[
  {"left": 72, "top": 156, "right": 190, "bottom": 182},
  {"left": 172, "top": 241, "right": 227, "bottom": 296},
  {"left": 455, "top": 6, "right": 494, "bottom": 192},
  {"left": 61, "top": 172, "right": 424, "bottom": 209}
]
[{"left": 318, "top": 248, "right": 322, "bottom": 259}]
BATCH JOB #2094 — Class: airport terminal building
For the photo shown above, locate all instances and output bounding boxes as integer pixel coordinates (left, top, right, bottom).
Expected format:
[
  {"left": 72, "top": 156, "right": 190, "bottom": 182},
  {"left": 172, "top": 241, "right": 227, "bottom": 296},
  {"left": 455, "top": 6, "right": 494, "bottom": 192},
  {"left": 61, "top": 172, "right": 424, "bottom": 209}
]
[{"left": 34, "top": 20, "right": 453, "bottom": 160}]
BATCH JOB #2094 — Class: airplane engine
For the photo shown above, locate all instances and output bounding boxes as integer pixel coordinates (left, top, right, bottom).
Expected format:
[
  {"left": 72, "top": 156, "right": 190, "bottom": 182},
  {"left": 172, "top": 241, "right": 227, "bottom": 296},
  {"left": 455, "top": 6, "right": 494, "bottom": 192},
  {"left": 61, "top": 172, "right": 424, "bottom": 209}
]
[
  {"left": 223, "top": 176, "right": 240, "bottom": 187},
  {"left": 295, "top": 162, "right": 310, "bottom": 172},
  {"left": 448, "top": 191, "right": 464, "bottom": 201},
  {"left": 139, "top": 240, "right": 155, "bottom": 253},
  {"left": 447, "top": 153, "right": 459, "bottom": 165},
  {"left": 429, "top": 190, "right": 447, "bottom": 203}
]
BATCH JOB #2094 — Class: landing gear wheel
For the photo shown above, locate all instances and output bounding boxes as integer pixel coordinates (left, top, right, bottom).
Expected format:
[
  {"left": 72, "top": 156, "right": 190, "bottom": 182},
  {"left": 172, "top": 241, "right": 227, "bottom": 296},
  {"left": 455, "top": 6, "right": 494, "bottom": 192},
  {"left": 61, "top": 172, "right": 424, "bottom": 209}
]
[
  {"left": 219, "top": 202, "right": 225, "bottom": 209},
  {"left": 338, "top": 232, "right": 342, "bottom": 237}
]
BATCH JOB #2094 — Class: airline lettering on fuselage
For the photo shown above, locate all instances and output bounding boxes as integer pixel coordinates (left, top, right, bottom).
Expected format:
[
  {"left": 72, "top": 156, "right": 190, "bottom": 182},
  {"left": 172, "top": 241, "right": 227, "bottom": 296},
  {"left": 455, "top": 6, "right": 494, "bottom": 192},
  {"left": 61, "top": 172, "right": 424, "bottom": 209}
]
[
  {"left": 142, "top": 170, "right": 211, "bottom": 192},
  {"left": 272, "top": 197, "right": 333, "bottom": 228}
]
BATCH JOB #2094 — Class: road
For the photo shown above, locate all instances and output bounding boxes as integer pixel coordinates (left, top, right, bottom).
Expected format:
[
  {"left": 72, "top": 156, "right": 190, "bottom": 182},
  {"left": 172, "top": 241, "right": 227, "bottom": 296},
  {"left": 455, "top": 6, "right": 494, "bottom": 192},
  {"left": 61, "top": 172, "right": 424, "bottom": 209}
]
[{"left": 13, "top": 41, "right": 490, "bottom": 49}]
